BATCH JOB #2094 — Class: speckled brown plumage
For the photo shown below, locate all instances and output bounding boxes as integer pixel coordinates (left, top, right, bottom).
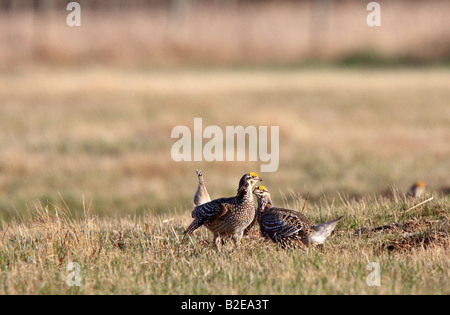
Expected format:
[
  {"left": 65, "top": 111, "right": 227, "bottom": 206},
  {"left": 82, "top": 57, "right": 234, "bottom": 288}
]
[
  {"left": 185, "top": 172, "right": 262, "bottom": 248},
  {"left": 253, "top": 186, "right": 342, "bottom": 249}
]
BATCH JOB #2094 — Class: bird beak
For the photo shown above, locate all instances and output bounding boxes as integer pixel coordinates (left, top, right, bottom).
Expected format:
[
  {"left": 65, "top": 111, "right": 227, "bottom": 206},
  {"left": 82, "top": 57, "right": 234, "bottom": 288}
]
[{"left": 257, "top": 177, "right": 263, "bottom": 182}]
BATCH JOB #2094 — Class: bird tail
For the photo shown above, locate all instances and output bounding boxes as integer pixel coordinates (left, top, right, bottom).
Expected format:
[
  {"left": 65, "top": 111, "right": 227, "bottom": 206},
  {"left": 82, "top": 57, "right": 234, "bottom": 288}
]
[
  {"left": 309, "top": 216, "right": 343, "bottom": 245},
  {"left": 193, "top": 169, "right": 211, "bottom": 208},
  {"left": 196, "top": 169, "right": 204, "bottom": 185}
]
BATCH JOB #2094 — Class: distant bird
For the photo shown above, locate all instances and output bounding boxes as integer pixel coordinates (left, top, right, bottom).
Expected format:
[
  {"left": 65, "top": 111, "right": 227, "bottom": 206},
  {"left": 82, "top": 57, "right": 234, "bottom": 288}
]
[
  {"left": 407, "top": 181, "right": 426, "bottom": 198},
  {"left": 253, "top": 186, "right": 342, "bottom": 249},
  {"left": 193, "top": 169, "right": 211, "bottom": 208},
  {"left": 184, "top": 172, "right": 262, "bottom": 248}
]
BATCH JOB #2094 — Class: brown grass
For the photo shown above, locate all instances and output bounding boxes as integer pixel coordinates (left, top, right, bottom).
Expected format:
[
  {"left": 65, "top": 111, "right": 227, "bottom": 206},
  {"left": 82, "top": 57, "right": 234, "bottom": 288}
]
[
  {"left": 0, "top": 0, "right": 448, "bottom": 296},
  {"left": 0, "top": 67, "right": 449, "bottom": 218},
  {"left": 0, "top": 189, "right": 448, "bottom": 294}
]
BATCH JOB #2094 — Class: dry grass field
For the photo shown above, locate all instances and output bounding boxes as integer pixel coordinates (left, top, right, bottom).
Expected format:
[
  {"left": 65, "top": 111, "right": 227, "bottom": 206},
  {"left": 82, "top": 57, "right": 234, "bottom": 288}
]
[
  {"left": 0, "top": 67, "right": 449, "bottom": 218},
  {"left": 0, "top": 186, "right": 448, "bottom": 294},
  {"left": 0, "top": 67, "right": 449, "bottom": 295},
  {"left": 0, "top": 0, "right": 449, "bottom": 296}
]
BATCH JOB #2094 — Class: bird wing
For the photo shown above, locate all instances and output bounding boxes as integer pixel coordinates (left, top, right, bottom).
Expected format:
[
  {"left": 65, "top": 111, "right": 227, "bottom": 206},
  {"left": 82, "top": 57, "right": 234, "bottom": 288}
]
[
  {"left": 261, "top": 208, "right": 312, "bottom": 237},
  {"left": 192, "top": 198, "right": 230, "bottom": 225}
]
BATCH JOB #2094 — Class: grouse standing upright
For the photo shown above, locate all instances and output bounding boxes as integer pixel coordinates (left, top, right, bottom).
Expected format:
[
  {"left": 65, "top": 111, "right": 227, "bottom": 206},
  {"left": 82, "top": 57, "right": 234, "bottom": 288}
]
[{"left": 185, "top": 172, "right": 262, "bottom": 248}]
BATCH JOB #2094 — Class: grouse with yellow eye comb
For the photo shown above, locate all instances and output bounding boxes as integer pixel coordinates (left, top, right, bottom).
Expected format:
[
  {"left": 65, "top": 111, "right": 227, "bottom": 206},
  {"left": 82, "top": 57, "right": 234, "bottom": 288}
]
[
  {"left": 407, "top": 181, "right": 426, "bottom": 198},
  {"left": 184, "top": 172, "right": 262, "bottom": 248},
  {"left": 253, "top": 186, "right": 342, "bottom": 249}
]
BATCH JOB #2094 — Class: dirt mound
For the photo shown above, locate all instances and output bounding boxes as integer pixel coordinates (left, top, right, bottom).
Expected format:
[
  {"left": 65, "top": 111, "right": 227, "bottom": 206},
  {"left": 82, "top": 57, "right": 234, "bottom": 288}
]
[
  {"left": 382, "top": 229, "right": 449, "bottom": 253},
  {"left": 355, "top": 218, "right": 449, "bottom": 253}
]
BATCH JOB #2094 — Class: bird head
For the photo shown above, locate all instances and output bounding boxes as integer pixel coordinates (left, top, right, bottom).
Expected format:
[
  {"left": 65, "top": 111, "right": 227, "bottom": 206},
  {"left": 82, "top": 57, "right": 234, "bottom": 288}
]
[
  {"left": 415, "top": 181, "right": 426, "bottom": 188},
  {"left": 237, "top": 172, "right": 263, "bottom": 194},
  {"left": 253, "top": 185, "right": 270, "bottom": 198}
]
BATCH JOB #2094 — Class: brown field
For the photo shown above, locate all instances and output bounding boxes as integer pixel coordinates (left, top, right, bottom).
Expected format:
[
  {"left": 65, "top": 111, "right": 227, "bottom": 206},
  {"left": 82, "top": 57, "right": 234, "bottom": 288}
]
[
  {"left": 0, "top": 0, "right": 449, "bottom": 296},
  {"left": 0, "top": 67, "right": 449, "bottom": 219},
  {"left": 0, "top": 183, "right": 448, "bottom": 294}
]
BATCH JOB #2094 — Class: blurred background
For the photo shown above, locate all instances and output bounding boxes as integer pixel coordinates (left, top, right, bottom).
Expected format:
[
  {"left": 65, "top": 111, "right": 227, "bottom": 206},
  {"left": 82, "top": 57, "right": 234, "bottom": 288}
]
[
  {"left": 0, "top": 0, "right": 449, "bottom": 219},
  {"left": 1, "top": 0, "right": 450, "bottom": 66}
]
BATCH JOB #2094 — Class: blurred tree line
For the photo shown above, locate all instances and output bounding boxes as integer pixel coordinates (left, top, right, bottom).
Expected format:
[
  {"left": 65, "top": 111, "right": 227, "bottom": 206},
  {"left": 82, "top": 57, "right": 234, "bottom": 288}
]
[{"left": 0, "top": 0, "right": 332, "bottom": 12}]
